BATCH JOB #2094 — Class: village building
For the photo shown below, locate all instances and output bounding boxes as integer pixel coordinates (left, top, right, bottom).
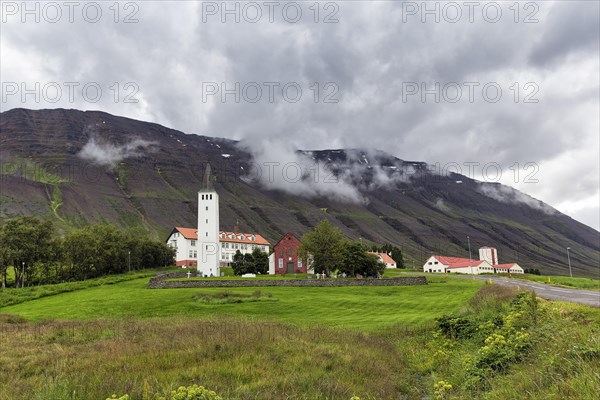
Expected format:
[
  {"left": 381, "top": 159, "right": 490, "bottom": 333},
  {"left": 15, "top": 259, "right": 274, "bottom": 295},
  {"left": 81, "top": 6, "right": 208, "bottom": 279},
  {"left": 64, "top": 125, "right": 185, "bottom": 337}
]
[
  {"left": 268, "top": 232, "right": 305, "bottom": 275},
  {"left": 368, "top": 252, "right": 397, "bottom": 268},
  {"left": 166, "top": 227, "right": 270, "bottom": 268},
  {"left": 423, "top": 247, "right": 524, "bottom": 275},
  {"left": 423, "top": 255, "right": 493, "bottom": 274},
  {"left": 494, "top": 263, "right": 525, "bottom": 274},
  {"left": 219, "top": 230, "right": 270, "bottom": 266},
  {"left": 166, "top": 227, "right": 200, "bottom": 268}
]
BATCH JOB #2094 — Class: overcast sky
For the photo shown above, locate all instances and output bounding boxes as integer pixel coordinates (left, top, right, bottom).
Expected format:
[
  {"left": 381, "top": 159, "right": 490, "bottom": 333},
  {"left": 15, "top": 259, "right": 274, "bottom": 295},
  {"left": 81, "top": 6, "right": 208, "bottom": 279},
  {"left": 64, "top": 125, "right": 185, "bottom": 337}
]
[{"left": 1, "top": 0, "right": 599, "bottom": 230}]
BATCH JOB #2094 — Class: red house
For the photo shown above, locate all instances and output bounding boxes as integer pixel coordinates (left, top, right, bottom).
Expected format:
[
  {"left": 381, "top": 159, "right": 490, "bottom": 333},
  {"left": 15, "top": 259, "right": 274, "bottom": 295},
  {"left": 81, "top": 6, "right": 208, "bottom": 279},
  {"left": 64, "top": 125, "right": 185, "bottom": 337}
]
[{"left": 269, "top": 232, "right": 305, "bottom": 275}]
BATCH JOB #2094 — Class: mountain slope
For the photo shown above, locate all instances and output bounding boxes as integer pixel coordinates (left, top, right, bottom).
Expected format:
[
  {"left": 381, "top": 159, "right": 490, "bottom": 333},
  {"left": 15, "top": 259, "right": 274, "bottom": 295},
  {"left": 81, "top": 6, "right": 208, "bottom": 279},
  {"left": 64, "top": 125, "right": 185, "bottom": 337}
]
[{"left": 1, "top": 108, "right": 598, "bottom": 277}]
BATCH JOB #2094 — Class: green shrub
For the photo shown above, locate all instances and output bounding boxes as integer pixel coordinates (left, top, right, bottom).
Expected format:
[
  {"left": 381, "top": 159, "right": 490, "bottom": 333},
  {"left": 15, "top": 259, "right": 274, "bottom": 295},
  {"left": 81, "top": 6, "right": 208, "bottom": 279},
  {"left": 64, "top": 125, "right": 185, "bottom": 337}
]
[{"left": 435, "top": 315, "right": 476, "bottom": 339}]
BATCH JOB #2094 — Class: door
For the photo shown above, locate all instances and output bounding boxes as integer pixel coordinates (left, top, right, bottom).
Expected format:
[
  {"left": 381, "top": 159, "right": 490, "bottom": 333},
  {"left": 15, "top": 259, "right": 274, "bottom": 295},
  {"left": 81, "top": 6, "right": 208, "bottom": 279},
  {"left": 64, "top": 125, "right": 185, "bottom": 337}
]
[{"left": 287, "top": 262, "right": 294, "bottom": 274}]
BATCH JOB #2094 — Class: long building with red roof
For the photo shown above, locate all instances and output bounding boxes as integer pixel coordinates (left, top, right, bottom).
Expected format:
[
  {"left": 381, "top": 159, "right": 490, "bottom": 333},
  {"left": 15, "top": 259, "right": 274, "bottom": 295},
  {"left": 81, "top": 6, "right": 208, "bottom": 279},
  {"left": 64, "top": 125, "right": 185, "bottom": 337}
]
[
  {"left": 423, "top": 247, "right": 524, "bottom": 275},
  {"left": 166, "top": 226, "right": 270, "bottom": 268}
]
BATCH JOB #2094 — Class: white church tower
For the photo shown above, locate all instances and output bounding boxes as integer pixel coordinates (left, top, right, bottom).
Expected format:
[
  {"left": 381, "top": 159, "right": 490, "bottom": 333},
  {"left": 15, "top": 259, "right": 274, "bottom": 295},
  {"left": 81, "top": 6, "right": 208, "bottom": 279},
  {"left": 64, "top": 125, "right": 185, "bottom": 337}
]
[{"left": 197, "top": 164, "right": 220, "bottom": 277}]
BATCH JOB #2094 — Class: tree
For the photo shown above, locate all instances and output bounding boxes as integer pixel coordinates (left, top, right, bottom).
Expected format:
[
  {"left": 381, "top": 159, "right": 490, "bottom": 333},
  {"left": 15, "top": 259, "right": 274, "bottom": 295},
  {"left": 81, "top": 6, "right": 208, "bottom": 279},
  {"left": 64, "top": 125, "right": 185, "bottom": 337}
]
[
  {"left": 298, "top": 220, "right": 346, "bottom": 276},
  {"left": 231, "top": 250, "right": 249, "bottom": 275},
  {"left": 251, "top": 247, "right": 269, "bottom": 274},
  {"left": 63, "top": 226, "right": 99, "bottom": 280},
  {"left": 342, "top": 242, "right": 386, "bottom": 277},
  {"left": 0, "top": 216, "right": 56, "bottom": 287},
  {"left": 1, "top": 216, "right": 174, "bottom": 286}
]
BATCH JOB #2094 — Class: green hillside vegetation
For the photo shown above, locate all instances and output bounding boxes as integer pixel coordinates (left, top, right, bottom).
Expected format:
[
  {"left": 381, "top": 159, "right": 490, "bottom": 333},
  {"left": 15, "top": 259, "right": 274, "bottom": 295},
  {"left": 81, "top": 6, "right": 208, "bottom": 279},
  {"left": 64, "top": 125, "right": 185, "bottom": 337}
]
[{"left": 1, "top": 282, "right": 597, "bottom": 400}]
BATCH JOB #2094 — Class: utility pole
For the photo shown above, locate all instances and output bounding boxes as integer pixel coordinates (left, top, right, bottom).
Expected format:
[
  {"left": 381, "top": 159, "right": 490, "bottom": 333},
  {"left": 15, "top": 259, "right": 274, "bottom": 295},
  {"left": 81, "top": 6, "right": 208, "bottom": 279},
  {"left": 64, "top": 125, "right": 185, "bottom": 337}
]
[{"left": 566, "top": 247, "right": 572, "bottom": 278}]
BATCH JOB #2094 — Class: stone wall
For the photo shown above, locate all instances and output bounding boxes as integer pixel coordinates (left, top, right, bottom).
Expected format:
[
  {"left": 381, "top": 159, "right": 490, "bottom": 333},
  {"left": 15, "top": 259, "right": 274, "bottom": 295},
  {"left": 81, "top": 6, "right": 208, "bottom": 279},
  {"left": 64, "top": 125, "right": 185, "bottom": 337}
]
[{"left": 147, "top": 274, "right": 427, "bottom": 289}]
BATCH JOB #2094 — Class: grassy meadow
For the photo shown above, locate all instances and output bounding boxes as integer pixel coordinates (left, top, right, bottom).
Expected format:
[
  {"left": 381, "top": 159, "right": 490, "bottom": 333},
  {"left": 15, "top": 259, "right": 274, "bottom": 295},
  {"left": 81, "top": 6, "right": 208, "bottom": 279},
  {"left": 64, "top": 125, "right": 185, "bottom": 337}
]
[{"left": 1, "top": 273, "right": 599, "bottom": 400}]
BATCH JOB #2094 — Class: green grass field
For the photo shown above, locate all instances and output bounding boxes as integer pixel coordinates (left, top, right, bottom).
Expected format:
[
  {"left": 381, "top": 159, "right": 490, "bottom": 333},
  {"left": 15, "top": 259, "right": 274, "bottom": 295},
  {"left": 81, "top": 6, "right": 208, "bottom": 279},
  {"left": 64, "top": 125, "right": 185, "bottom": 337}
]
[
  {"left": 509, "top": 274, "right": 600, "bottom": 290},
  {"left": 0, "top": 269, "right": 171, "bottom": 309},
  {"left": 1, "top": 275, "right": 483, "bottom": 330}
]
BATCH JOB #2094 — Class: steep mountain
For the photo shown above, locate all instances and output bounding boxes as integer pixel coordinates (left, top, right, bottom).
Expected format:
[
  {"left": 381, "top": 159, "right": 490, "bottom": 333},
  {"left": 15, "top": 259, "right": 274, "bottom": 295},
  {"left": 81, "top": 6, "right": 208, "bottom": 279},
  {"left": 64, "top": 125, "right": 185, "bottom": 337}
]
[{"left": 1, "top": 108, "right": 598, "bottom": 277}]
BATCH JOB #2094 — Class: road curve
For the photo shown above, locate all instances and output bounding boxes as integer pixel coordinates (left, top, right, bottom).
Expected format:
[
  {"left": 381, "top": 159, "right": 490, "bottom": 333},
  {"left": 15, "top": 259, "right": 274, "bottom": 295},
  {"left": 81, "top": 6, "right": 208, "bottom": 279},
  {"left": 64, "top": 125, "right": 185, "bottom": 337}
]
[{"left": 450, "top": 275, "right": 600, "bottom": 308}]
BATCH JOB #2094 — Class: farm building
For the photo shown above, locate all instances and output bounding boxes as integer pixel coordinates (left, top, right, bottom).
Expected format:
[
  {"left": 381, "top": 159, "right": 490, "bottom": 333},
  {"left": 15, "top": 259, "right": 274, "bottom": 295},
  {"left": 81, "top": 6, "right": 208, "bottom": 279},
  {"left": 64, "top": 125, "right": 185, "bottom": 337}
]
[
  {"left": 268, "top": 232, "right": 306, "bottom": 275},
  {"left": 423, "top": 255, "right": 494, "bottom": 275},
  {"left": 368, "top": 252, "right": 397, "bottom": 268},
  {"left": 166, "top": 227, "right": 270, "bottom": 268},
  {"left": 423, "top": 247, "right": 524, "bottom": 275},
  {"left": 494, "top": 263, "right": 525, "bottom": 274}
]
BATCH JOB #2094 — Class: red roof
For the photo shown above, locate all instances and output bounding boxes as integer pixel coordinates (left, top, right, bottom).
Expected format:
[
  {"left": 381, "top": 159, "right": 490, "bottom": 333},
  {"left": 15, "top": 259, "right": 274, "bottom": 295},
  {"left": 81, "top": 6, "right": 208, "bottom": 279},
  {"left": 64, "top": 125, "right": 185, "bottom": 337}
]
[
  {"left": 174, "top": 227, "right": 198, "bottom": 240},
  {"left": 171, "top": 227, "right": 270, "bottom": 245},
  {"left": 219, "top": 231, "right": 270, "bottom": 245},
  {"left": 368, "top": 252, "right": 396, "bottom": 265},
  {"left": 432, "top": 256, "right": 486, "bottom": 269},
  {"left": 495, "top": 263, "right": 519, "bottom": 269}
]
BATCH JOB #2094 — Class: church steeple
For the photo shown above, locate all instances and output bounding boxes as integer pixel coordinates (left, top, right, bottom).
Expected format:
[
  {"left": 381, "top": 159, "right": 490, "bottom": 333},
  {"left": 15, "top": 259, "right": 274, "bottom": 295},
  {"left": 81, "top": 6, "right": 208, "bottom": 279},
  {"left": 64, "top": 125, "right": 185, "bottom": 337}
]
[{"left": 202, "top": 163, "right": 213, "bottom": 191}]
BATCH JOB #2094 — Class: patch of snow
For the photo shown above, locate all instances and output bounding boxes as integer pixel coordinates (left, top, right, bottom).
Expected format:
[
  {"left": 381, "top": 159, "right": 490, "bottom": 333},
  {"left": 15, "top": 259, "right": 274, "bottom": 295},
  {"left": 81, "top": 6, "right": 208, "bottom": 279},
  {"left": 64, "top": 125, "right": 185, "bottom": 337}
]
[
  {"left": 456, "top": 180, "right": 463, "bottom": 184},
  {"left": 221, "top": 154, "right": 231, "bottom": 158}
]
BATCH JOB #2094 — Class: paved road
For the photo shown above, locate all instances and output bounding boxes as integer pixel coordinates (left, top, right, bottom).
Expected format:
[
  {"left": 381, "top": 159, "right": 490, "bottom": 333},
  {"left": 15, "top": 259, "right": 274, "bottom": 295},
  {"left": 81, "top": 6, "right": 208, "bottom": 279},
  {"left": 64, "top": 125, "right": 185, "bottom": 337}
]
[{"left": 452, "top": 275, "right": 600, "bottom": 308}]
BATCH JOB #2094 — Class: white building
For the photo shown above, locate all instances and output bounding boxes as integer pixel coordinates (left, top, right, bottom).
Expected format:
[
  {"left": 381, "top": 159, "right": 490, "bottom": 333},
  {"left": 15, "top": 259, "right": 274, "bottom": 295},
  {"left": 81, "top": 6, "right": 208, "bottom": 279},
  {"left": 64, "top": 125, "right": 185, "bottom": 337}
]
[
  {"left": 423, "top": 246, "right": 525, "bottom": 275},
  {"left": 218, "top": 230, "right": 270, "bottom": 266},
  {"left": 423, "top": 255, "right": 493, "bottom": 275},
  {"left": 166, "top": 227, "right": 199, "bottom": 268},
  {"left": 166, "top": 227, "right": 270, "bottom": 268},
  {"left": 368, "top": 252, "right": 397, "bottom": 268},
  {"left": 495, "top": 263, "right": 524, "bottom": 274}
]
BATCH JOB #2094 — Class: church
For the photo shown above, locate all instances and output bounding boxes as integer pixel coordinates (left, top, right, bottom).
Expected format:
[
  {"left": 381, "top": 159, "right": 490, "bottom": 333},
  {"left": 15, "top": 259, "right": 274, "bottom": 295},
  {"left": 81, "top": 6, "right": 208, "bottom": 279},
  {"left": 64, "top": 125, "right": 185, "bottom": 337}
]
[{"left": 165, "top": 164, "right": 271, "bottom": 276}]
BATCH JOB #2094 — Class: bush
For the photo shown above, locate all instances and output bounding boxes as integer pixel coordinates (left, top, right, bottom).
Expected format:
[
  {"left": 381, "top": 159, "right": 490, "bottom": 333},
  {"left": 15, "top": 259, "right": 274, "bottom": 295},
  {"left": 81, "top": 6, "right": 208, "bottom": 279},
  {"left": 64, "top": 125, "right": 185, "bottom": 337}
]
[{"left": 435, "top": 316, "right": 476, "bottom": 339}]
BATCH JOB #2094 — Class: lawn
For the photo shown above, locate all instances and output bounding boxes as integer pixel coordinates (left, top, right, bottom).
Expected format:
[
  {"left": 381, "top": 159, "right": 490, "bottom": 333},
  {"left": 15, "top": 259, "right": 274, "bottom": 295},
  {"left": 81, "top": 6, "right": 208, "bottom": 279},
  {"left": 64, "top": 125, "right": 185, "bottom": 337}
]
[
  {"left": 1, "top": 275, "right": 483, "bottom": 330},
  {"left": 0, "top": 269, "right": 169, "bottom": 308},
  {"left": 509, "top": 274, "right": 600, "bottom": 290}
]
